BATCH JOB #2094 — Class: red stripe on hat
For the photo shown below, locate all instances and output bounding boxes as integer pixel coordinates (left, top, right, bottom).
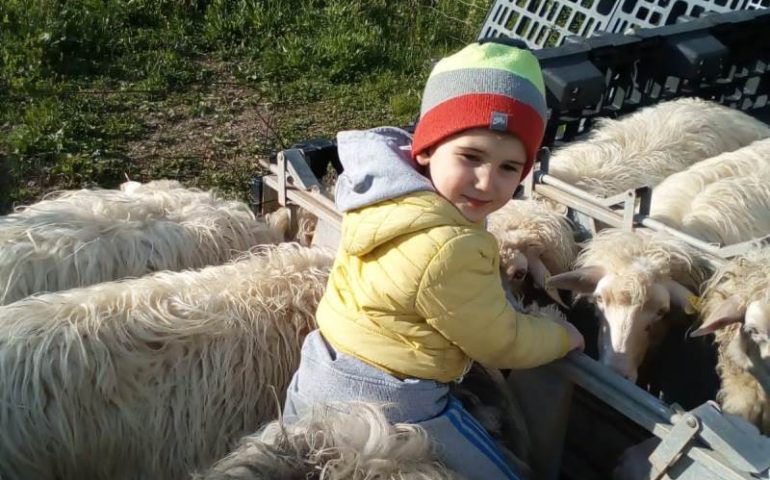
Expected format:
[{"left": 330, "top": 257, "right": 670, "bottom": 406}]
[{"left": 412, "top": 94, "right": 545, "bottom": 180}]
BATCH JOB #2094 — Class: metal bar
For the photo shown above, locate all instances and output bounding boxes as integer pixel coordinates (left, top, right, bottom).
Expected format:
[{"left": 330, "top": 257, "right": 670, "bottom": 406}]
[
  {"left": 597, "top": 189, "right": 633, "bottom": 207},
  {"left": 649, "top": 413, "right": 700, "bottom": 479},
  {"left": 689, "top": 401, "right": 770, "bottom": 473},
  {"left": 537, "top": 173, "right": 611, "bottom": 204},
  {"left": 638, "top": 217, "right": 723, "bottom": 253},
  {"left": 555, "top": 354, "right": 758, "bottom": 479},
  {"left": 714, "top": 234, "right": 770, "bottom": 258},
  {"left": 555, "top": 353, "right": 676, "bottom": 437},
  {"left": 535, "top": 184, "right": 626, "bottom": 226},
  {"left": 281, "top": 149, "right": 324, "bottom": 192},
  {"left": 263, "top": 175, "right": 342, "bottom": 226},
  {"left": 277, "top": 151, "right": 287, "bottom": 207},
  {"left": 686, "top": 447, "right": 756, "bottom": 480},
  {"left": 534, "top": 172, "right": 767, "bottom": 260}
]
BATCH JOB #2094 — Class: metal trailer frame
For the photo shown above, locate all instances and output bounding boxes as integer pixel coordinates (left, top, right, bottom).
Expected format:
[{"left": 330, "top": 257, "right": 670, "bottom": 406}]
[{"left": 250, "top": 8, "right": 770, "bottom": 480}]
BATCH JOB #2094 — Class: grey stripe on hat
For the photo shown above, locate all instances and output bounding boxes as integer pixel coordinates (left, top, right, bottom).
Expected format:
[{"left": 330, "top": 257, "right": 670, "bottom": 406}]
[{"left": 420, "top": 68, "right": 547, "bottom": 122}]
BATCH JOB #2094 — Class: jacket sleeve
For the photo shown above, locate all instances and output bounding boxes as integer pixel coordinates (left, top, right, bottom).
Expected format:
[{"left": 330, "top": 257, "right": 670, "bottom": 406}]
[{"left": 415, "top": 233, "right": 571, "bottom": 369}]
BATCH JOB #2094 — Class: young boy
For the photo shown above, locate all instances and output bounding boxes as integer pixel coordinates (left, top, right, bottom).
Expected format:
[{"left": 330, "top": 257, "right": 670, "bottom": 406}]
[{"left": 283, "top": 39, "right": 584, "bottom": 479}]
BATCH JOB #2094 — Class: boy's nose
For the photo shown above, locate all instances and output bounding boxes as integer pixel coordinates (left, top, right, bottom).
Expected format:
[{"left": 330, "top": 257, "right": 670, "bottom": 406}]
[{"left": 474, "top": 168, "right": 493, "bottom": 191}]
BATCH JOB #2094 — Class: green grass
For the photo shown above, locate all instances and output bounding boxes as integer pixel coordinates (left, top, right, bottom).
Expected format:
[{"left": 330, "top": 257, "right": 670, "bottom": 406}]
[{"left": 0, "top": 0, "right": 490, "bottom": 211}]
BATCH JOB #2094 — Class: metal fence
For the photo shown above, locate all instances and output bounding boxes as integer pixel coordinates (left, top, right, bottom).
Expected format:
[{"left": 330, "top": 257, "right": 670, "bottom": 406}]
[{"left": 479, "top": 0, "right": 770, "bottom": 49}]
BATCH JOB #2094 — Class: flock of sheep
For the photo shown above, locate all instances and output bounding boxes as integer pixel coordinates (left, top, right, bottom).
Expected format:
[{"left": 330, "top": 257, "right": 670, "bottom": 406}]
[{"left": 1, "top": 96, "right": 769, "bottom": 479}]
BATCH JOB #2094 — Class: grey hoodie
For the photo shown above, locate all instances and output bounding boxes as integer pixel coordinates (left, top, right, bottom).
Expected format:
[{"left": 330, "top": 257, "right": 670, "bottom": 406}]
[{"left": 334, "top": 126, "right": 435, "bottom": 212}]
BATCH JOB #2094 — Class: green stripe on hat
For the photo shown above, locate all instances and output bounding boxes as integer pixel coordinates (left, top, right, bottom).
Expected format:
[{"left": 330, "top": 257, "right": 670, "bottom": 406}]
[{"left": 429, "top": 42, "right": 545, "bottom": 96}]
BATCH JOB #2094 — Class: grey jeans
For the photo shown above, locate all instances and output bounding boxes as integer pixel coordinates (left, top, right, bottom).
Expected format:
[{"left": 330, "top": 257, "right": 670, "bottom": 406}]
[{"left": 283, "top": 330, "right": 520, "bottom": 480}]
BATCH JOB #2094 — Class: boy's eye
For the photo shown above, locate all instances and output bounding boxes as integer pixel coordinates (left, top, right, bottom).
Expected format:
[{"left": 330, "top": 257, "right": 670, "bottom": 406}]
[
  {"left": 502, "top": 164, "right": 520, "bottom": 172},
  {"left": 461, "top": 154, "right": 480, "bottom": 162}
]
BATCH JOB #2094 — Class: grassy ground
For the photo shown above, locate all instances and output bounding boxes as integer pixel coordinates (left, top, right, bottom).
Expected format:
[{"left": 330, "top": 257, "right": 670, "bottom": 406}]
[{"left": 0, "top": 0, "right": 489, "bottom": 212}]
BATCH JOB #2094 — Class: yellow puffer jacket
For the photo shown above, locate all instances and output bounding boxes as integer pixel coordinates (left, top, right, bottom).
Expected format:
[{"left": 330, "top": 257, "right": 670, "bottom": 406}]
[{"left": 317, "top": 190, "right": 570, "bottom": 382}]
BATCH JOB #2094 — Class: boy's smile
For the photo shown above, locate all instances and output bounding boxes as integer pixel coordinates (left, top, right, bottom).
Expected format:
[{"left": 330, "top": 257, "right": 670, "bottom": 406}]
[
  {"left": 461, "top": 195, "right": 492, "bottom": 208},
  {"left": 416, "top": 128, "right": 528, "bottom": 223}
]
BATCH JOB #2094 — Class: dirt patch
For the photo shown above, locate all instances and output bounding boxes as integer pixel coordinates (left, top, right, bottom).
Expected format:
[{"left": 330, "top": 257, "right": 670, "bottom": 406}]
[{"left": 125, "top": 61, "right": 280, "bottom": 196}]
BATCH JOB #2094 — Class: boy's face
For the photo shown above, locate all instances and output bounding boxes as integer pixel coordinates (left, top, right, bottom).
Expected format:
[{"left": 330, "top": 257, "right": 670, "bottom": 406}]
[{"left": 416, "top": 128, "right": 528, "bottom": 223}]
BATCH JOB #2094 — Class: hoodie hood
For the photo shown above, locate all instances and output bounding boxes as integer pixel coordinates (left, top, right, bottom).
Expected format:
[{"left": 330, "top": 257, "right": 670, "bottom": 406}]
[
  {"left": 333, "top": 127, "right": 474, "bottom": 256},
  {"left": 334, "top": 126, "right": 434, "bottom": 212}
]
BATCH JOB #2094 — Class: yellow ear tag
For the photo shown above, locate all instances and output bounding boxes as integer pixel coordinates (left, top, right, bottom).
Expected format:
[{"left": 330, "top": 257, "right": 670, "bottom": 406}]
[{"left": 685, "top": 295, "right": 702, "bottom": 315}]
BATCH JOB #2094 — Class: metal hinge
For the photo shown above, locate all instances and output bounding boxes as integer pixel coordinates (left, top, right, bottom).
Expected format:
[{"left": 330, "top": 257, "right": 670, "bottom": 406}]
[
  {"left": 648, "top": 401, "right": 770, "bottom": 479},
  {"left": 649, "top": 411, "right": 700, "bottom": 479}
]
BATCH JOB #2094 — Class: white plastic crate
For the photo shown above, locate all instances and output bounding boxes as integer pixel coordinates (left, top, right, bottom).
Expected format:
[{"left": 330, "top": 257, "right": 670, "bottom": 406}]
[{"left": 479, "top": 0, "right": 770, "bottom": 49}]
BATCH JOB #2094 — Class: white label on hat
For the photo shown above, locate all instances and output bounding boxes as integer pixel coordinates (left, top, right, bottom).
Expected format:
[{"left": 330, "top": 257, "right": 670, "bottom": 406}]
[{"left": 491, "top": 111, "right": 508, "bottom": 131}]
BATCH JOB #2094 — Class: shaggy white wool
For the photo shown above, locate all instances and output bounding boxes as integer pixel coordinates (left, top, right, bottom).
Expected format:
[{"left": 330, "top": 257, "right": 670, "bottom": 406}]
[
  {"left": 0, "top": 180, "right": 285, "bottom": 305},
  {"left": 699, "top": 249, "right": 770, "bottom": 434},
  {"left": 195, "top": 402, "right": 463, "bottom": 480},
  {"left": 680, "top": 176, "right": 770, "bottom": 246},
  {"left": 0, "top": 243, "right": 333, "bottom": 480},
  {"left": 566, "top": 217, "right": 765, "bottom": 381},
  {"left": 487, "top": 198, "right": 577, "bottom": 276},
  {"left": 264, "top": 206, "right": 319, "bottom": 246},
  {"left": 650, "top": 137, "right": 770, "bottom": 227},
  {"left": 547, "top": 98, "right": 770, "bottom": 197},
  {"left": 576, "top": 228, "right": 709, "bottom": 303}
]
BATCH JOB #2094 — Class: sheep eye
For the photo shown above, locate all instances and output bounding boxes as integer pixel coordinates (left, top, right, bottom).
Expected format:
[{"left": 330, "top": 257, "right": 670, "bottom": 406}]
[
  {"left": 657, "top": 309, "right": 668, "bottom": 317},
  {"left": 744, "top": 326, "right": 758, "bottom": 337}
]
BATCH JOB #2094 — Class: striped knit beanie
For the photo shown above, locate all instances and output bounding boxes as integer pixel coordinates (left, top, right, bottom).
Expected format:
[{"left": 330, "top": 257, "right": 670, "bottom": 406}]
[{"left": 412, "top": 39, "right": 547, "bottom": 179}]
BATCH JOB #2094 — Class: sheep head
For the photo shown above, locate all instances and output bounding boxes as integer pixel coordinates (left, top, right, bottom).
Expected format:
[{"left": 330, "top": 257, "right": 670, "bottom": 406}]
[
  {"left": 488, "top": 199, "right": 577, "bottom": 308},
  {"left": 691, "top": 296, "right": 770, "bottom": 396},
  {"left": 548, "top": 265, "right": 695, "bottom": 382},
  {"left": 499, "top": 242, "right": 567, "bottom": 308}
]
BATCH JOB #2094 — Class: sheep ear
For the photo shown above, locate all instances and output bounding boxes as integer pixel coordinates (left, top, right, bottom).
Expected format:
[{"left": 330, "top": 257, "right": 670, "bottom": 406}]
[
  {"left": 527, "top": 254, "right": 569, "bottom": 308},
  {"left": 689, "top": 295, "right": 745, "bottom": 338},
  {"left": 546, "top": 266, "right": 604, "bottom": 294},
  {"left": 663, "top": 280, "right": 698, "bottom": 315},
  {"left": 265, "top": 207, "right": 291, "bottom": 240}
]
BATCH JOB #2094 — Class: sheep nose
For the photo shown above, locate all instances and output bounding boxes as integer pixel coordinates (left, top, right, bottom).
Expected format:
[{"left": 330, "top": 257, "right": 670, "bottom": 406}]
[{"left": 512, "top": 269, "right": 527, "bottom": 280}]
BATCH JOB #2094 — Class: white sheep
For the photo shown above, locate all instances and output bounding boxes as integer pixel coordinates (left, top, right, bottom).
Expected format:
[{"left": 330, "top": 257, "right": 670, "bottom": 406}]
[
  {"left": 195, "top": 402, "right": 463, "bottom": 480},
  {"left": 547, "top": 141, "right": 770, "bottom": 381},
  {"left": 674, "top": 176, "right": 770, "bottom": 246},
  {"left": 690, "top": 248, "right": 770, "bottom": 434},
  {"left": 0, "top": 243, "right": 333, "bottom": 480},
  {"left": 263, "top": 205, "right": 319, "bottom": 246},
  {"left": 546, "top": 228, "right": 711, "bottom": 381},
  {"left": 547, "top": 97, "right": 770, "bottom": 197},
  {"left": 487, "top": 199, "right": 578, "bottom": 306},
  {"left": 0, "top": 180, "right": 285, "bottom": 305},
  {"left": 650, "top": 137, "right": 770, "bottom": 228}
]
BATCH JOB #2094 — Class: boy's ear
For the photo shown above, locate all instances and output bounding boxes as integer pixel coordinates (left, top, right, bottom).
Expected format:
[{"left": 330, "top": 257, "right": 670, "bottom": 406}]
[{"left": 415, "top": 151, "right": 431, "bottom": 167}]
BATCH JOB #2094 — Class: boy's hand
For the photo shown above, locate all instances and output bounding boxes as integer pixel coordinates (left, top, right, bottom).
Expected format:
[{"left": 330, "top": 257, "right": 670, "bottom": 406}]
[
  {"left": 524, "top": 303, "right": 585, "bottom": 353},
  {"left": 552, "top": 317, "right": 585, "bottom": 353}
]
